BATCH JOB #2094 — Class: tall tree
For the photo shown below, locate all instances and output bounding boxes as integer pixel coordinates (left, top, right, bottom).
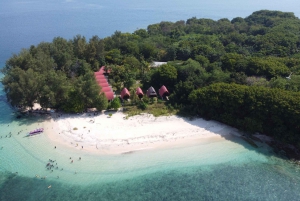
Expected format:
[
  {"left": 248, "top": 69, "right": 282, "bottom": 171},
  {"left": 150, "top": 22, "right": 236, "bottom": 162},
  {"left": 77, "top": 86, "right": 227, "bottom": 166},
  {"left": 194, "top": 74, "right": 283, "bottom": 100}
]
[{"left": 2, "top": 68, "right": 42, "bottom": 109}]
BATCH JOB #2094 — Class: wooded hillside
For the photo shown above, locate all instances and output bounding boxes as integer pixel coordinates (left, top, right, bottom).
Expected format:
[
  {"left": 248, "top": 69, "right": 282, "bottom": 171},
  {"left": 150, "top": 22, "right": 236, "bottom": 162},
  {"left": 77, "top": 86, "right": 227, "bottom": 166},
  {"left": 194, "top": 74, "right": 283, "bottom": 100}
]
[{"left": 1, "top": 10, "right": 300, "bottom": 147}]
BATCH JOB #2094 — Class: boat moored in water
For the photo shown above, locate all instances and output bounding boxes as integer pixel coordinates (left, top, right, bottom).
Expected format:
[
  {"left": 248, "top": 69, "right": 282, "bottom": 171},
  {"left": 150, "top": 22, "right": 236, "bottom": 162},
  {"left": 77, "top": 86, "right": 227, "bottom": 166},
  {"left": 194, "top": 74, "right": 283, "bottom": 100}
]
[{"left": 27, "top": 128, "right": 44, "bottom": 136}]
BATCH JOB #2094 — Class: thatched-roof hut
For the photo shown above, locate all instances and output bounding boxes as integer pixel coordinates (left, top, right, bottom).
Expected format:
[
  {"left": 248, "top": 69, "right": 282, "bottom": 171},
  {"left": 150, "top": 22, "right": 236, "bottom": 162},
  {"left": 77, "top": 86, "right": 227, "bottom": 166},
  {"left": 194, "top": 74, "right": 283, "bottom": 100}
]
[
  {"left": 159, "top": 85, "right": 169, "bottom": 99},
  {"left": 147, "top": 86, "right": 157, "bottom": 98},
  {"left": 121, "top": 88, "right": 130, "bottom": 100},
  {"left": 136, "top": 87, "right": 144, "bottom": 99}
]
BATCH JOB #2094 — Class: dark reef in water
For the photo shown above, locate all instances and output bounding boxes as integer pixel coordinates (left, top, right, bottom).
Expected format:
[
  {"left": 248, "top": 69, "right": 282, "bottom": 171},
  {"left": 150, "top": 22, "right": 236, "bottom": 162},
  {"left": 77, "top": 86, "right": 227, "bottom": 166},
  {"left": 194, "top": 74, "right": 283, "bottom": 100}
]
[
  {"left": 251, "top": 134, "right": 300, "bottom": 161},
  {"left": 1, "top": 163, "right": 300, "bottom": 201},
  {"left": 270, "top": 141, "right": 300, "bottom": 161}
]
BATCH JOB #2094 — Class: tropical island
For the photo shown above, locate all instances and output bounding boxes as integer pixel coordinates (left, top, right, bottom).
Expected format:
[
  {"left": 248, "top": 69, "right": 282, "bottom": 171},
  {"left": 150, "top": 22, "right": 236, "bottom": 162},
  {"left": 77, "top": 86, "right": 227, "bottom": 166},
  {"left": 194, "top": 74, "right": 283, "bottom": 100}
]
[{"left": 1, "top": 10, "right": 300, "bottom": 158}]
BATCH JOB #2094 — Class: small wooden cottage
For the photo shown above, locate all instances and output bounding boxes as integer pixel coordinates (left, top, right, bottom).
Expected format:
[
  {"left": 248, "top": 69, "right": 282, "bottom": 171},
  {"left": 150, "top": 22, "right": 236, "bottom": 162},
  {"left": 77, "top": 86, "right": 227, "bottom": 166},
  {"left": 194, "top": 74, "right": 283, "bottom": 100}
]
[
  {"left": 121, "top": 88, "right": 130, "bottom": 100},
  {"left": 136, "top": 87, "right": 144, "bottom": 99},
  {"left": 159, "top": 85, "right": 169, "bottom": 99},
  {"left": 147, "top": 86, "right": 157, "bottom": 98}
]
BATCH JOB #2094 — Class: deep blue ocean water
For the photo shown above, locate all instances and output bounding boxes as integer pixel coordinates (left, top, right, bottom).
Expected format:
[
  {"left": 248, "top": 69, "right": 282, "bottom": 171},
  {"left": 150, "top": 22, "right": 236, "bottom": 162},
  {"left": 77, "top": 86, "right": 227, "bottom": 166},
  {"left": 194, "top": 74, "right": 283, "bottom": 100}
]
[
  {"left": 1, "top": 0, "right": 300, "bottom": 66},
  {"left": 1, "top": 1, "right": 300, "bottom": 200}
]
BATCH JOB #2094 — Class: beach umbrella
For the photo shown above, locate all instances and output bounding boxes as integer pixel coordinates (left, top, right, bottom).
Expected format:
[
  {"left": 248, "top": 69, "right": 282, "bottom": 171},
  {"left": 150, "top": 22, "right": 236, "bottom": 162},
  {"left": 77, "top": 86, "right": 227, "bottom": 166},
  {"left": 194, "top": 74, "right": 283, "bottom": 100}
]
[
  {"left": 159, "top": 85, "right": 170, "bottom": 99},
  {"left": 136, "top": 87, "right": 144, "bottom": 99},
  {"left": 121, "top": 88, "right": 130, "bottom": 100},
  {"left": 147, "top": 86, "right": 157, "bottom": 98}
]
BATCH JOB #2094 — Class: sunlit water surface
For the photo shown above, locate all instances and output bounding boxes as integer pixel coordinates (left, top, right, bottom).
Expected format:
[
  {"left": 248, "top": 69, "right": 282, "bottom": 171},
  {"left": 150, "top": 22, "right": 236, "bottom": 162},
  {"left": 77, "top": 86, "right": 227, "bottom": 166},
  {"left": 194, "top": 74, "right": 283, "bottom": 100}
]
[
  {"left": 1, "top": 0, "right": 300, "bottom": 200},
  {"left": 0, "top": 94, "right": 300, "bottom": 200}
]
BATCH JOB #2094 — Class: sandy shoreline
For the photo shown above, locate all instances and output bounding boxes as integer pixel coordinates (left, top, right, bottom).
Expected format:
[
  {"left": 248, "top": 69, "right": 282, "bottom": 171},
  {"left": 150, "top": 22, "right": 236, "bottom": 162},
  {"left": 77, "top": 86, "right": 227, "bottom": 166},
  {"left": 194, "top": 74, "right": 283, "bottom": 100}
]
[{"left": 42, "top": 111, "right": 241, "bottom": 155}]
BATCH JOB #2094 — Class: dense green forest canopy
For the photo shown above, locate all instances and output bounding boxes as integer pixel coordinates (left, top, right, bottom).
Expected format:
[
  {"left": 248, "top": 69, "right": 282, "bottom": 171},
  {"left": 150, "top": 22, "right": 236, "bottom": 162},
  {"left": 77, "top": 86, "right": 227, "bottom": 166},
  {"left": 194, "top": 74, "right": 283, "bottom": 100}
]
[{"left": 1, "top": 10, "right": 300, "bottom": 148}]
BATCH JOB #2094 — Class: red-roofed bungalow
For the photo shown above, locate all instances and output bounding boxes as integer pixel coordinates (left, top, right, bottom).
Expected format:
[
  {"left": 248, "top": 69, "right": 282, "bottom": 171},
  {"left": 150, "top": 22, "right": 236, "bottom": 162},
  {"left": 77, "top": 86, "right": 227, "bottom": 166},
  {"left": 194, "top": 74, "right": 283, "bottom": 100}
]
[
  {"left": 96, "top": 79, "right": 107, "bottom": 84},
  {"left": 95, "top": 74, "right": 106, "bottom": 79},
  {"left": 94, "top": 72, "right": 103, "bottom": 77},
  {"left": 121, "top": 88, "right": 130, "bottom": 100},
  {"left": 101, "top": 87, "right": 112, "bottom": 92},
  {"left": 159, "top": 85, "right": 169, "bottom": 99},
  {"left": 94, "top": 66, "right": 114, "bottom": 101},
  {"left": 136, "top": 87, "right": 144, "bottom": 99},
  {"left": 96, "top": 66, "right": 111, "bottom": 75},
  {"left": 99, "top": 82, "right": 109, "bottom": 88},
  {"left": 104, "top": 91, "right": 114, "bottom": 100},
  {"left": 96, "top": 66, "right": 105, "bottom": 75}
]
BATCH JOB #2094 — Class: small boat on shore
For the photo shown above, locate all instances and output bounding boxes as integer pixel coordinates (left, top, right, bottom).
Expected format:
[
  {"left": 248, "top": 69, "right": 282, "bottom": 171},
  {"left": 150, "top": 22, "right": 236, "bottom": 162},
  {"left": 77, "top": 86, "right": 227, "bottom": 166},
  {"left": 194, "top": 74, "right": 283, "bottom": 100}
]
[{"left": 27, "top": 128, "right": 44, "bottom": 136}]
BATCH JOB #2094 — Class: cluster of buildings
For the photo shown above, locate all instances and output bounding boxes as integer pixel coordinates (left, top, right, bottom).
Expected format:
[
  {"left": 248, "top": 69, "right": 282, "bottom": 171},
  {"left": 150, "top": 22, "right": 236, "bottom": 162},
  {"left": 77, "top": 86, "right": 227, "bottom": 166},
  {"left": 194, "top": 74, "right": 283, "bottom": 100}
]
[
  {"left": 94, "top": 65, "right": 170, "bottom": 102},
  {"left": 94, "top": 66, "right": 114, "bottom": 100},
  {"left": 120, "top": 85, "right": 169, "bottom": 101}
]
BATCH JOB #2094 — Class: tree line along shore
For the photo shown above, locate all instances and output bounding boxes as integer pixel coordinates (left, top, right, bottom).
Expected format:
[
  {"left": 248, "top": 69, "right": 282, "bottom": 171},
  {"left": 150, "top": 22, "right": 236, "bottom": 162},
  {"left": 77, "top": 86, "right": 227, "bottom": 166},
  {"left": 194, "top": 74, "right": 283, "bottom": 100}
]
[{"left": 1, "top": 10, "right": 300, "bottom": 154}]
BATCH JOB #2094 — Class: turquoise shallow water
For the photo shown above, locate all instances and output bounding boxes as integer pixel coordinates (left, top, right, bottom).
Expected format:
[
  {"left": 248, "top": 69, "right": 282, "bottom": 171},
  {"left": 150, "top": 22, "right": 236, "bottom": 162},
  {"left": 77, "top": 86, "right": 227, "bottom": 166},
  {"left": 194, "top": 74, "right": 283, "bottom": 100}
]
[
  {"left": 2, "top": 0, "right": 300, "bottom": 199},
  {"left": 1, "top": 154, "right": 300, "bottom": 201},
  {"left": 1, "top": 71, "right": 300, "bottom": 200},
  {"left": 0, "top": 86, "right": 300, "bottom": 200}
]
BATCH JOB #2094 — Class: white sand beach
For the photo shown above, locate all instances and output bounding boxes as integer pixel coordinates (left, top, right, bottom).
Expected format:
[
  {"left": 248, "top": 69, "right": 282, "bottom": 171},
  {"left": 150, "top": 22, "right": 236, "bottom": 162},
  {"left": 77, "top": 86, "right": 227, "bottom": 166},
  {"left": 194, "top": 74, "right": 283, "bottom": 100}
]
[
  {"left": 42, "top": 111, "right": 241, "bottom": 155},
  {"left": 0, "top": 109, "right": 271, "bottom": 185}
]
